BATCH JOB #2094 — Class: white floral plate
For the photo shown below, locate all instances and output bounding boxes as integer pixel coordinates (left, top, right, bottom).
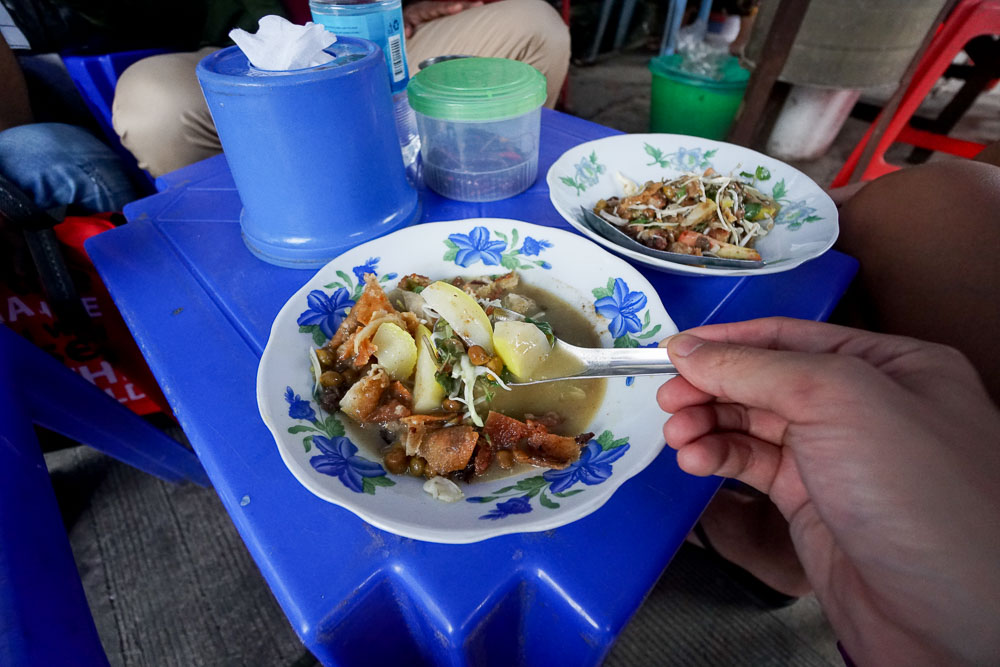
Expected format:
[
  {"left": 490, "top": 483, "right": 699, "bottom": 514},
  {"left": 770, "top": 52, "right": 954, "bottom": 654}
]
[
  {"left": 546, "top": 133, "right": 839, "bottom": 277},
  {"left": 257, "top": 219, "right": 677, "bottom": 544}
]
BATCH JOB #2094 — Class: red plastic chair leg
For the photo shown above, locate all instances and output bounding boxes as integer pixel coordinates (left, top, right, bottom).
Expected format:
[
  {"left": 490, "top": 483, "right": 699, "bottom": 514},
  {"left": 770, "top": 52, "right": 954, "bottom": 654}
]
[{"left": 833, "top": 0, "right": 1000, "bottom": 186}]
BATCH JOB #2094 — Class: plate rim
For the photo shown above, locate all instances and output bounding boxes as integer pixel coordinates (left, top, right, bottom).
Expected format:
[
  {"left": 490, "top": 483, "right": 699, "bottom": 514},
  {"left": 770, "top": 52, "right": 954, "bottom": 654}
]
[
  {"left": 256, "top": 217, "right": 677, "bottom": 543},
  {"left": 545, "top": 132, "right": 840, "bottom": 277}
]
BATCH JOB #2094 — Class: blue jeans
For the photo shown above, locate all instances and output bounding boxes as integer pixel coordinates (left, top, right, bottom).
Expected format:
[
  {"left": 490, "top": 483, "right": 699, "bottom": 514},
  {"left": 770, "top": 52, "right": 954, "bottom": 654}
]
[{"left": 0, "top": 123, "right": 138, "bottom": 213}]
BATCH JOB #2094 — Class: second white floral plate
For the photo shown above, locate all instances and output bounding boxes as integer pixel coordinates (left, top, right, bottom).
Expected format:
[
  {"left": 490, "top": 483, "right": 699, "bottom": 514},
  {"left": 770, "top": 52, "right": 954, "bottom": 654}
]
[
  {"left": 257, "top": 219, "right": 678, "bottom": 543},
  {"left": 546, "top": 133, "right": 839, "bottom": 277}
]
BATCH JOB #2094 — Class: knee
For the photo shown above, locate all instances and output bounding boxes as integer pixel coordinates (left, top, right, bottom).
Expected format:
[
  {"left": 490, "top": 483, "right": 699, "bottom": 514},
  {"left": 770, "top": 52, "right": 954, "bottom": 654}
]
[
  {"left": 112, "top": 53, "right": 203, "bottom": 136},
  {"left": 495, "top": 0, "right": 570, "bottom": 56},
  {"left": 839, "top": 159, "right": 1000, "bottom": 252}
]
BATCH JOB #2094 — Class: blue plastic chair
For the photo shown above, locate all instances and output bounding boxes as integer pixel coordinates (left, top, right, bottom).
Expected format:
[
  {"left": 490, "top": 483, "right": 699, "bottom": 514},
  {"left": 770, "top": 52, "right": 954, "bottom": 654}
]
[
  {"left": 61, "top": 49, "right": 170, "bottom": 193},
  {"left": 0, "top": 324, "right": 207, "bottom": 664}
]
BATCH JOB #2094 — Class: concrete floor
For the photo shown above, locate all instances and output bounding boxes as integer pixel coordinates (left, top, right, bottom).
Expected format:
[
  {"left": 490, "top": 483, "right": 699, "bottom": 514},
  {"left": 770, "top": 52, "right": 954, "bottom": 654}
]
[{"left": 48, "top": 45, "right": 999, "bottom": 667}]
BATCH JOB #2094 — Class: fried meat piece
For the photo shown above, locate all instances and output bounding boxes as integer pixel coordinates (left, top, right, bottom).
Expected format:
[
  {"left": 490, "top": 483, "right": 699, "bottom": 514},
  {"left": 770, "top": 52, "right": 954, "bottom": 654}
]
[
  {"left": 396, "top": 273, "right": 432, "bottom": 291},
  {"left": 483, "top": 411, "right": 531, "bottom": 449},
  {"left": 339, "top": 367, "right": 390, "bottom": 423},
  {"left": 513, "top": 431, "right": 592, "bottom": 470},
  {"left": 327, "top": 273, "right": 396, "bottom": 350},
  {"left": 526, "top": 432, "right": 584, "bottom": 465},
  {"left": 473, "top": 444, "right": 492, "bottom": 476},
  {"left": 399, "top": 414, "right": 454, "bottom": 455},
  {"left": 451, "top": 272, "right": 519, "bottom": 301},
  {"left": 419, "top": 426, "right": 479, "bottom": 475},
  {"left": 483, "top": 410, "right": 587, "bottom": 469}
]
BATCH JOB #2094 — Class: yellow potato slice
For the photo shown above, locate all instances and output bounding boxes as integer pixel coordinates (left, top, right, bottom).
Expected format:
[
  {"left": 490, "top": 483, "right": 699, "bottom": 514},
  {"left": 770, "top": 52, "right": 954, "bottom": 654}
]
[
  {"left": 412, "top": 324, "right": 445, "bottom": 413},
  {"left": 420, "top": 281, "right": 494, "bottom": 354},
  {"left": 372, "top": 322, "right": 417, "bottom": 380},
  {"left": 493, "top": 320, "right": 551, "bottom": 380}
]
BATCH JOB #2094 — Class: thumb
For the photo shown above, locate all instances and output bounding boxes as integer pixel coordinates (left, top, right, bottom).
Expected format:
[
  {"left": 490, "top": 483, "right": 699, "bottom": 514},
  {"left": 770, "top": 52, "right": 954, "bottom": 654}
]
[{"left": 666, "top": 333, "right": 854, "bottom": 420}]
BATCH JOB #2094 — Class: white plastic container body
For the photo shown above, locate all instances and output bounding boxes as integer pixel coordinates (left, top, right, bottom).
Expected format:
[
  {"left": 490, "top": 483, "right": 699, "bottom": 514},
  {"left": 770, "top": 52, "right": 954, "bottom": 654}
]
[
  {"left": 766, "top": 85, "right": 861, "bottom": 161},
  {"left": 415, "top": 107, "right": 541, "bottom": 202}
]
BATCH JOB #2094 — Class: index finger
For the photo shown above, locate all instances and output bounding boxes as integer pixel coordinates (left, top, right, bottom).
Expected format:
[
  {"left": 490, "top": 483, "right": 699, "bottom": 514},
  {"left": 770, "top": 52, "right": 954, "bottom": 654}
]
[
  {"left": 665, "top": 332, "right": 887, "bottom": 422},
  {"left": 681, "top": 317, "right": 929, "bottom": 368}
]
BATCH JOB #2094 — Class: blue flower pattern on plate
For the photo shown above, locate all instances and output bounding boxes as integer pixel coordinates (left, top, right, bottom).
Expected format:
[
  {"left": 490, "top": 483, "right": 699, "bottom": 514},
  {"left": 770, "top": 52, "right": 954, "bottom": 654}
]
[
  {"left": 448, "top": 227, "right": 507, "bottom": 267},
  {"left": 284, "top": 387, "right": 316, "bottom": 421},
  {"left": 644, "top": 143, "right": 717, "bottom": 171},
  {"left": 282, "top": 385, "right": 394, "bottom": 493},
  {"left": 480, "top": 496, "right": 533, "bottom": 520},
  {"left": 595, "top": 278, "right": 647, "bottom": 338},
  {"left": 443, "top": 226, "right": 552, "bottom": 270},
  {"left": 543, "top": 440, "right": 630, "bottom": 494},
  {"left": 467, "top": 431, "right": 630, "bottom": 519},
  {"left": 520, "top": 236, "right": 552, "bottom": 256},
  {"left": 309, "top": 435, "right": 388, "bottom": 494},
  {"left": 559, "top": 151, "right": 605, "bottom": 195},
  {"left": 352, "top": 257, "right": 380, "bottom": 284},
  {"left": 774, "top": 199, "right": 821, "bottom": 230},
  {"left": 296, "top": 287, "right": 353, "bottom": 341},
  {"left": 323, "top": 257, "right": 397, "bottom": 302}
]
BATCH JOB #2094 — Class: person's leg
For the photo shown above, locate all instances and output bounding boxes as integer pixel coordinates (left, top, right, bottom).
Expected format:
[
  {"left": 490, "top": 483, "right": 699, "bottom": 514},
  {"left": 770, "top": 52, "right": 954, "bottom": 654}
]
[
  {"left": 405, "top": 0, "right": 570, "bottom": 108},
  {"left": 0, "top": 123, "right": 137, "bottom": 212},
  {"left": 112, "top": 48, "right": 221, "bottom": 179},
  {"left": 836, "top": 157, "right": 1000, "bottom": 402}
]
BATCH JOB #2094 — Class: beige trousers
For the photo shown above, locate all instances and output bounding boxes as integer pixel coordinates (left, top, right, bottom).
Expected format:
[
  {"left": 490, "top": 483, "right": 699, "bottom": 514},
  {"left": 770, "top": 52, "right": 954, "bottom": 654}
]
[{"left": 111, "top": 0, "right": 570, "bottom": 178}]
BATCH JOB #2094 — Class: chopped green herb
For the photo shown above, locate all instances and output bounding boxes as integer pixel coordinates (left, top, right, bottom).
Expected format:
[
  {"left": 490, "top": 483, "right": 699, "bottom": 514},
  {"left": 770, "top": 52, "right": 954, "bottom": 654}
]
[
  {"left": 676, "top": 185, "right": 687, "bottom": 199},
  {"left": 435, "top": 371, "right": 458, "bottom": 394},
  {"left": 739, "top": 171, "right": 755, "bottom": 180},
  {"left": 755, "top": 166, "right": 771, "bottom": 181},
  {"left": 524, "top": 316, "right": 556, "bottom": 346},
  {"left": 474, "top": 375, "right": 497, "bottom": 404},
  {"left": 744, "top": 202, "right": 762, "bottom": 220},
  {"left": 412, "top": 285, "right": 424, "bottom": 294},
  {"left": 693, "top": 222, "right": 708, "bottom": 233},
  {"left": 433, "top": 319, "right": 453, "bottom": 338}
]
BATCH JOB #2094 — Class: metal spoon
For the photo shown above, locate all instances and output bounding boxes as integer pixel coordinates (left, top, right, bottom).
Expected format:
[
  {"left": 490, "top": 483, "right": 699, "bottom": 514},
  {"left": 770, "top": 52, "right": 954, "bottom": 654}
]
[
  {"left": 579, "top": 206, "right": 766, "bottom": 269},
  {"left": 505, "top": 338, "right": 676, "bottom": 386},
  {"left": 488, "top": 308, "right": 676, "bottom": 386}
]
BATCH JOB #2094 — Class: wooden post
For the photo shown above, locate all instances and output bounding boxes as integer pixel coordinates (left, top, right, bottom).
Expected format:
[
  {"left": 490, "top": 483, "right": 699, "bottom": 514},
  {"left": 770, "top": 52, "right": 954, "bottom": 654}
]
[{"left": 726, "top": 0, "right": 811, "bottom": 148}]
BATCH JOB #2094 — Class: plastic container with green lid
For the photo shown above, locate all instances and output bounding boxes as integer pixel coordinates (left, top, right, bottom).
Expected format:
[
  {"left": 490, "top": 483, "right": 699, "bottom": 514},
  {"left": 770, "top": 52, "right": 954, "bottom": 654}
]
[
  {"left": 407, "top": 57, "right": 547, "bottom": 202},
  {"left": 648, "top": 54, "right": 749, "bottom": 140}
]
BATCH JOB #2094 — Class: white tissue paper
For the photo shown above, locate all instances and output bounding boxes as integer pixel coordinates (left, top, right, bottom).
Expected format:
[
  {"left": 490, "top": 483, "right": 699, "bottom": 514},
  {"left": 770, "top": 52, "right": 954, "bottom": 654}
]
[{"left": 230, "top": 15, "right": 337, "bottom": 71}]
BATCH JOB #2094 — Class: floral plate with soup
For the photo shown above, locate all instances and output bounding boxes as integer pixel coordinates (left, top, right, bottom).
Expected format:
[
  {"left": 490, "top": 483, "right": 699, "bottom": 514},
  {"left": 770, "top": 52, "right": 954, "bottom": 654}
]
[
  {"left": 257, "top": 219, "right": 677, "bottom": 543},
  {"left": 547, "top": 133, "right": 839, "bottom": 277}
]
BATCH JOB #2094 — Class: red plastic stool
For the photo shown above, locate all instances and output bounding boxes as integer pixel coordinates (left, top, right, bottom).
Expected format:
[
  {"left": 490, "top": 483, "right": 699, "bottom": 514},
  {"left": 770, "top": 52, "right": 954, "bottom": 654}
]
[{"left": 832, "top": 0, "right": 1000, "bottom": 187}]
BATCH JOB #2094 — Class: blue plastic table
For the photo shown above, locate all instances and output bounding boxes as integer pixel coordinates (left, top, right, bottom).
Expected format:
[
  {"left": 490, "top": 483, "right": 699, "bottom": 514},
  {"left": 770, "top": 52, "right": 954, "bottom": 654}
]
[{"left": 86, "top": 109, "right": 858, "bottom": 666}]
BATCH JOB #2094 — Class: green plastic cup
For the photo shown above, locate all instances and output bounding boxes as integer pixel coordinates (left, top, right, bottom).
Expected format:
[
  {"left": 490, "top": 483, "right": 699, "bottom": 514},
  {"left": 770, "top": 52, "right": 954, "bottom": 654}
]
[{"left": 648, "top": 54, "right": 750, "bottom": 139}]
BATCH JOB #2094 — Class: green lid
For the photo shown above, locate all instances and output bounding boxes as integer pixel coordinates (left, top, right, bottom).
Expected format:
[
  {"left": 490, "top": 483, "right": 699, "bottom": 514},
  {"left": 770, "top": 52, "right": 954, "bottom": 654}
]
[
  {"left": 648, "top": 54, "right": 750, "bottom": 91},
  {"left": 407, "top": 57, "right": 547, "bottom": 122}
]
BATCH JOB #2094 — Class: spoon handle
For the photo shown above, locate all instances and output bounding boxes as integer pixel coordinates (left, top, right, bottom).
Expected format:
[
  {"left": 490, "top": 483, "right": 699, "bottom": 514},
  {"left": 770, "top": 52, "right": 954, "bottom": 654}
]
[
  {"left": 568, "top": 341, "right": 676, "bottom": 378},
  {"left": 509, "top": 340, "right": 676, "bottom": 385}
]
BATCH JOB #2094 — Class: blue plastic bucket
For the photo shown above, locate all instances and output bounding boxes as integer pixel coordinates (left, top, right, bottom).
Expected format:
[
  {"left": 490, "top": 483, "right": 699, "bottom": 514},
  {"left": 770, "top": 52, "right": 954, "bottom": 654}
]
[{"left": 196, "top": 38, "right": 419, "bottom": 269}]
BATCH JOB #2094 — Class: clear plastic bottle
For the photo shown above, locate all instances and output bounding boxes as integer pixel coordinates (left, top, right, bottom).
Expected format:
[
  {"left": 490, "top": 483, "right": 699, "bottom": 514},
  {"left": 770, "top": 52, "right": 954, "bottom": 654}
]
[{"left": 310, "top": 0, "right": 420, "bottom": 168}]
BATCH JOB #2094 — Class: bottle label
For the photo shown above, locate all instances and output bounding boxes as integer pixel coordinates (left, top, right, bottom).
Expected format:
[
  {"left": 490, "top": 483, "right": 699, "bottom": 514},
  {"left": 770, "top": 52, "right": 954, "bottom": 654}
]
[{"left": 312, "top": 8, "right": 409, "bottom": 93}]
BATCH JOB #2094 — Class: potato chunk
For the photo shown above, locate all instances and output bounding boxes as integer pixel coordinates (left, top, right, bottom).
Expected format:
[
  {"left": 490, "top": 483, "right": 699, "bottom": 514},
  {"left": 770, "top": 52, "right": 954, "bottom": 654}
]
[
  {"left": 421, "top": 281, "right": 494, "bottom": 354},
  {"left": 372, "top": 322, "right": 417, "bottom": 380},
  {"left": 493, "top": 320, "right": 551, "bottom": 380}
]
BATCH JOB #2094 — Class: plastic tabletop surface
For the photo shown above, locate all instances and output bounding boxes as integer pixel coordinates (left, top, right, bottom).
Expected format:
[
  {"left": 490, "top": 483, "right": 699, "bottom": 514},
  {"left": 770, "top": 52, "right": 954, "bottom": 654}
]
[{"left": 87, "top": 109, "right": 858, "bottom": 666}]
